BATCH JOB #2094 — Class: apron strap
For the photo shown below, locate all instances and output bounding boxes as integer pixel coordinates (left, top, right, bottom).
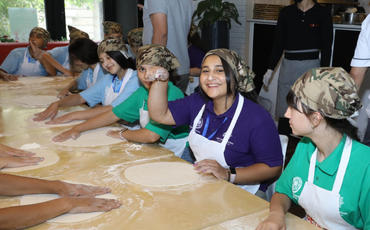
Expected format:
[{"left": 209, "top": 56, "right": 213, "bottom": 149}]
[
  {"left": 221, "top": 93, "right": 244, "bottom": 145},
  {"left": 308, "top": 149, "right": 318, "bottom": 183},
  {"left": 332, "top": 137, "right": 352, "bottom": 193},
  {"left": 191, "top": 104, "right": 206, "bottom": 133}
]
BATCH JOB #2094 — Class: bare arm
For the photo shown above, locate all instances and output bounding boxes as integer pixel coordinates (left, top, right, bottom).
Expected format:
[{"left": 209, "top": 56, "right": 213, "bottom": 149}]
[
  {"left": 350, "top": 66, "right": 367, "bottom": 88},
  {"left": 47, "top": 106, "right": 113, "bottom": 124},
  {"left": 256, "top": 193, "right": 291, "bottom": 230},
  {"left": 148, "top": 80, "right": 176, "bottom": 125},
  {"left": 58, "top": 79, "right": 78, "bottom": 99},
  {"left": 0, "top": 197, "right": 120, "bottom": 230},
  {"left": 40, "top": 52, "right": 73, "bottom": 76},
  {"left": 109, "top": 128, "right": 160, "bottom": 143},
  {"left": 0, "top": 69, "right": 19, "bottom": 81},
  {"left": 150, "top": 13, "right": 168, "bottom": 45},
  {"left": 52, "top": 110, "right": 120, "bottom": 142}
]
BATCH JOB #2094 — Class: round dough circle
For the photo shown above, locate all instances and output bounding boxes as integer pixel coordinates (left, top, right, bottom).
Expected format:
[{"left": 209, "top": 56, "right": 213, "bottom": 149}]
[
  {"left": 54, "top": 127, "right": 122, "bottom": 147},
  {"left": 124, "top": 162, "right": 200, "bottom": 187},
  {"left": 2, "top": 149, "right": 59, "bottom": 172},
  {"left": 19, "top": 193, "right": 117, "bottom": 223},
  {"left": 13, "top": 95, "right": 58, "bottom": 108}
]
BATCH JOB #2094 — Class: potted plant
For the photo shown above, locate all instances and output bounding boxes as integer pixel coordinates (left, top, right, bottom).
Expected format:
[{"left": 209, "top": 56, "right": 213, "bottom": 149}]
[{"left": 192, "top": 0, "right": 241, "bottom": 51}]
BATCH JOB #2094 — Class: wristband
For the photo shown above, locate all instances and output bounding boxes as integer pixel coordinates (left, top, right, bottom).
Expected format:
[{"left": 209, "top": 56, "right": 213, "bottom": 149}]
[
  {"left": 119, "top": 127, "right": 128, "bottom": 140},
  {"left": 229, "top": 167, "right": 236, "bottom": 183}
]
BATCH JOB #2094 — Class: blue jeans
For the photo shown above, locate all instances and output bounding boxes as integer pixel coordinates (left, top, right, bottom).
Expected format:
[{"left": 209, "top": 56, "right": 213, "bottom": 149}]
[{"left": 180, "top": 146, "right": 195, "bottom": 164}]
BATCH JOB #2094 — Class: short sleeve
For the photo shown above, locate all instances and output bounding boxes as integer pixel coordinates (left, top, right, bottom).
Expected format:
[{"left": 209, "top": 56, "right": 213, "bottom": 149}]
[
  {"left": 0, "top": 48, "right": 23, "bottom": 74},
  {"left": 146, "top": 0, "right": 167, "bottom": 15},
  {"left": 79, "top": 77, "right": 109, "bottom": 107},
  {"left": 76, "top": 70, "right": 89, "bottom": 90},
  {"left": 112, "top": 88, "right": 142, "bottom": 122},
  {"left": 168, "top": 93, "right": 198, "bottom": 127},
  {"left": 351, "top": 15, "right": 370, "bottom": 67},
  {"left": 145, "top": 120, "right": 173, "bottom": 142},
  {"left": 359, "top": 165, "right": 370, "bottom": 229}
]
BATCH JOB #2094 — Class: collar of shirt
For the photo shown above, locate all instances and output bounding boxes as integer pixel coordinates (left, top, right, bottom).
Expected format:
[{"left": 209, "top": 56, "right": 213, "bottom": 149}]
[
  {"left": 204, "top": 93, "right": 240, "bottom": 120},
  {"left": 306, "top": 134, "right": 347, "bottom": 176}
]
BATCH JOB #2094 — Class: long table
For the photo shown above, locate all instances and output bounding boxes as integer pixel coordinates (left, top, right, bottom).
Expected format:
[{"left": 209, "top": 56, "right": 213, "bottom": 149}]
[{"left": 0, "top": 77, "right": 318, "bottom": 230}]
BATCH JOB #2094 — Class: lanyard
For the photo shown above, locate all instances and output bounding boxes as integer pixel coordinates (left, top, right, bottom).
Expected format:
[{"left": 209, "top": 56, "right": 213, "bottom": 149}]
[
  {"left": 201, "top": 114, "right": 228, "bottom": 140},
  {"left": 112, "top": 75, "right": 123, "bottom": 93}
]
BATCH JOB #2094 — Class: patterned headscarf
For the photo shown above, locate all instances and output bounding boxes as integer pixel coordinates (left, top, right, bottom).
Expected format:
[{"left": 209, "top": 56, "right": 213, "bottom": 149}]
[
  {"left": 97, "top": 38, "right": 129, "bottom": 57},
  {"left": 136, "top": 44, "right": 180, "bottom": 71},
  {"left": 102, "top": 21, "right": 123, "bottom": 36},
  {"left": 127, "top": 27, "right": 143, "bottom": 48},
  {"left": 292, "top": 67, "right": 361, "bottom": 119},
  {"left": 68, "top": 25, "right": 89, "bottom": 42},
  {"left": 29, "top": 27, "right": 50, "bottom": 48},
  {"left": 203, "top": 49, "right": 255, "bottom": 93}
]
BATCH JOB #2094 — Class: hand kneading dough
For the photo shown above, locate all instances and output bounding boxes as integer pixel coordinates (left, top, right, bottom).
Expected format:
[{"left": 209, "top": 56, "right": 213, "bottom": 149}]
[
  {"left": 19, "top": 193, "right": 117, "bottom": 223},
  {"left": 54, "top": 127, "right": 122, "bottom": 147},
  {"left": 2, "top": 149, "right": 59, "bottom": 172},
  {"left": 124, "top": 162, "right": 200, "bottom": 187}
]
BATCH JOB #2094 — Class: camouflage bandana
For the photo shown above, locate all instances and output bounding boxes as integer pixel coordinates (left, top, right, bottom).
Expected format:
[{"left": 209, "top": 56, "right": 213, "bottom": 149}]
[
  {"left": 102, "top": 21, "right": 122, "bottom": 35},
  {"left": 127, "top": 27, "right": 143, "bottom": 48},
  {"left": 29, "top": 27, "right": 50, "bottom": 47},
  {"left": 292, "top": 67, "right": 361, "bottom": 119},
  {"left": 136, "top": 44, "right": 180, "bottom": 71},
  {"left": 203, "top": 49, "right": 255, "bottom": 93},
  {"left": 97, "top": 38, "right": 128, "bottom": 57},
  {"left": 68, "top": 25, "right": 89, "bottom": 42}
]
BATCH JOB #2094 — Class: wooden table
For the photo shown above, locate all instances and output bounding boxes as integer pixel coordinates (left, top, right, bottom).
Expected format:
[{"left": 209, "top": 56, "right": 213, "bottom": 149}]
[{"left": 0, "top": 77, "right": 318, "bottom": 230}]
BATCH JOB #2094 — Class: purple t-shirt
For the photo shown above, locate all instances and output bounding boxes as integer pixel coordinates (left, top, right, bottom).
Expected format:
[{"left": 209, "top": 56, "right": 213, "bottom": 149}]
[{"left": 169, "top": 93, "right": 283, "bottom": 190}]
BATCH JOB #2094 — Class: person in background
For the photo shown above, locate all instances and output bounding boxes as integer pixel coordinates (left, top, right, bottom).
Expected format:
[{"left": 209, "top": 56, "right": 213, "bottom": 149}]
[
  {"left": 57, "top": 38, "right": 109, "bottom": 98},
  {"left": 262, "top": 0, "right": 333, "bottom": 135},
  {"left": 51, "top": 45, "right": 189, "bottom": 159},
  {"left": 103, "top": 21, "right": 123, "bottom": 41},
  {"left": 148, "top": 48, "right": 283, "bottom": 196},
  {"left": 0, "top": 143, "right": 43, "bottom": 170},
  {"left": 46, "top": 25, "right": 90, "bottom": 77},
  {"left": 257, "top": 67, "right": 369, "bottom": 230},
  {"left": 126, "top": 27, "right": 143, "bottom": 59},
  {"left": 0, "top": 27, "right": 55, "bottom": 80},
  {"left": 45, "top": 38, "right": 140, "bottom": 124},
  {"left": 188, "top": 23, "right": 205, "bottom": 78},
  {"left": 33, "top": 38, "right": 140, "bottom": 122},
  {"left": 0, "top": 173, "right": 120, "bottom": 229},
  {"left": 350, "top": 15, "right": 370, "bottom": 146},
  {"left": 142, "top": 0, "right": 193, "bottom": 93}
]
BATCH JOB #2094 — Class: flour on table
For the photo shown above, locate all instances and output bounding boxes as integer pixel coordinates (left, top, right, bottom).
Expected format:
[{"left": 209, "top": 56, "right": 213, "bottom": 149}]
[
  {"left": 20, "top": 143, "right": 41, "bottom": 150},
  {"left": 124, "top": 162, "right": 200, "bottom": 187},
  {"left": 2, "top": 149, "right": 59, "bottom": 172},
  {"left": 12, "top": 95, "right": 58, "bottom": 108},
  {"left": 54, "top": 127, "right": 122, "bottom": 147},
  {"left": 17, "top": 77, "right": 54, "bottom": 85},
  {"left": 19, "top": 193, "right": 117, "bottom": 223}
]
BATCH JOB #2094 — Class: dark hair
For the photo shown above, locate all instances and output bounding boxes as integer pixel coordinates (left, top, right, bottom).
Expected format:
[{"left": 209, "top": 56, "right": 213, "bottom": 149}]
[
  {"left": 199, "top": 56, "right": 257, "bottom": 103},
  {"left": 286, "top": 90, "right": 359, "bottom": 141},
  {"left": 68, "top": 38, "right": 99, "bottom": 65},
  {"left": 106, "top": 51, "right": 136, "bottom": 70}
]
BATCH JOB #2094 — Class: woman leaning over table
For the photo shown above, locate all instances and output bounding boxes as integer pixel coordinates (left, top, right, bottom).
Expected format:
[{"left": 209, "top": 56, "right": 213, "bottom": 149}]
[
  {"left": 257, "top": 67, "right": 370, "bottom": 230},
  {"left": 148, "top": 48, "right": 283, "bottom": 196}
]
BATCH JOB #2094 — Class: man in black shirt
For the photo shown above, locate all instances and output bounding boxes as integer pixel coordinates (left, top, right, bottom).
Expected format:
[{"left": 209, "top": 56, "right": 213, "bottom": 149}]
[{"left": 263, "top": 0, "right": 333, "bottom": 134}]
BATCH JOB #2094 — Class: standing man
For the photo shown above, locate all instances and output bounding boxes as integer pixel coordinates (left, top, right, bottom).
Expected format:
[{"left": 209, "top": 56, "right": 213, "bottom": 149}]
[
  {"left": 142, "top": 0, "right": 193, "bottom": 93},
  {"left": 350, "top": 15, "right": 370, "bottom": 145},
  {"left": 262, "top": 0, "right": 333, "bottom": 134}
]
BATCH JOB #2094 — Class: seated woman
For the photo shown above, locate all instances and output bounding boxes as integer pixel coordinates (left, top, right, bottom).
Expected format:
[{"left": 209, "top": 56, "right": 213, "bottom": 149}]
[
  {"left": 46, "top": 25, "right": 90, "bottom": 77},
  {"left": 0, "top": 173, "right": 120, "bottom": 229},
  {"left": 148, "top": 48, "right": 283, "bottom": 195},
  {"left": 0, "top": 27, "right": 56, "bottom": 80},
  {"left": 0, "top": 143, "right": 43, "bottom": 170},
  {"left": 52, "top": 45, "right": 188, "bottom": 158},
  {"left": 33, "top": 38, "right": 140, "bottom": 122},
  {"left": 257, "top": 67, "right": 369, "bottom": 230}
]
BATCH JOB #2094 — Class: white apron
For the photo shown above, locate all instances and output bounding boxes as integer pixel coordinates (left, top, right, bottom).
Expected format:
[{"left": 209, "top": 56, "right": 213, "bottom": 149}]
[
  {"left": 139, "top": 102, "right": 187, "bottom": 158},
  {"left": 15, "top": 48, "right": 43, "bottom": 76},
  {"left": 86, "top": 64, "right": 100, "bottom": 88},
  {"left": 188, "top": 94, "right": 260, "bottom": 194},
  {"left": 298, "top": 137, "right": 358, "bottom": 230},
  {"left": 103, "top": 69, "right": 133, "bottom": 105}
]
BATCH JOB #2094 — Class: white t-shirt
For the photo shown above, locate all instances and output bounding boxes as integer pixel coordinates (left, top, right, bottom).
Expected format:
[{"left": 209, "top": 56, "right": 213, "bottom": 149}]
[{"left": 351, "top": 15, "right": 370, "bottom": 67}]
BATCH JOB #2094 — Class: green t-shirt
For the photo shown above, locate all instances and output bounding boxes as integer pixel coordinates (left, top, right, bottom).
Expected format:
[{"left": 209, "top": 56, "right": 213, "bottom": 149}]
[
  {"left": 276, "top": 135, "right": 370, "bottom": 229},
  {"left": 112, "top": 82, "right": 188, "bottom": 143}
]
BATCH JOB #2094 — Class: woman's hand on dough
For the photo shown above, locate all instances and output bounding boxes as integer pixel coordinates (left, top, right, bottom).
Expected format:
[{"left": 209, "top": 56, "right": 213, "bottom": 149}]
[
  {"left": 52, "top": 128, "right": 80, "bottom": 142},
  {"left": 33, "top": 101, "right": 59, "bottom": 121},
  {"left": 46, "top": 113, "right": 73, "bottom": 125},
  {"left": 0, "top": 144, "right": 35, "bottom": 157},
  {"left": 62, "top": 197, "right": 121, "bottom": 214},
  {"left": 193, "top": 159, "right": 229, "bottom": 180},
  {"left": 256, "top": 211, "right": 286, "bottom": 230},
  {"left": 0, "top": 156, "right": 44, "bottom": 169},
  {"left": 56, "top": 181, "right": 111, "bottom": 197}
]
